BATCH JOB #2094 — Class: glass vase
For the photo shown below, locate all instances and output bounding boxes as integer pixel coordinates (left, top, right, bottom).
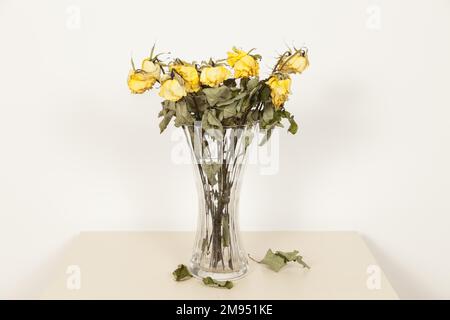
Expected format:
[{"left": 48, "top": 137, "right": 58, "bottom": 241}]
[{"left": 182, "top": 123, "right": 254, "bottom": 281}]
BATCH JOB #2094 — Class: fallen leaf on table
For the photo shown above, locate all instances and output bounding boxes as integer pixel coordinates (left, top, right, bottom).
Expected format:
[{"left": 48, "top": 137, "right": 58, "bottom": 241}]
[
  {"left": 250, "top": 249, "right": 311, "bottom": 272},
  {"left": 260, "top": 249, "right": 287, "bottom": 272},
  {"left": 202, "top": 276, "right": 234, "bottom": 289},
  {"left": 275, "top": 250, "right": 300, "bottom": 262},
  {"left": 172, "top": 264, "right": 193, "bottom": 281},
  {"left": 295, "top": 255, "right": 311, "bottom": 269}
]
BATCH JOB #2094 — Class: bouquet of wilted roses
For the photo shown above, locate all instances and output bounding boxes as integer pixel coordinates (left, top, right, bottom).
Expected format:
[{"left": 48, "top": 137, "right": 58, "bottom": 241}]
[
  {"left": 127, "top": 46, "right": 309, "bottom": 139},
  {"left": 127, "top": 46, "right": 310, "bottom": 279}
]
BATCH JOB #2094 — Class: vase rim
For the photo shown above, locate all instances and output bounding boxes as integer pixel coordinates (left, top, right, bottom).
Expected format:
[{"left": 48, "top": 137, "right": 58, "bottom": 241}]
[{"left": 182, "top": 122, "right": 258, "bottom": 129}]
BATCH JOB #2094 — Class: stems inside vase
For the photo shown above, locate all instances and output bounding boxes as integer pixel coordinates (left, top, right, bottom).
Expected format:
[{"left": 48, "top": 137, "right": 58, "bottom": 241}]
[{"left": 184, "top": 124, "right": 252, "bottom": 280}]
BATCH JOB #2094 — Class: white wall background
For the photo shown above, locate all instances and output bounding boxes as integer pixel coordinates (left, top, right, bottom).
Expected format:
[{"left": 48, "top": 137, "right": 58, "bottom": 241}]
[{"left": 0, "top": 0, "right": 449, "bottom": 299}]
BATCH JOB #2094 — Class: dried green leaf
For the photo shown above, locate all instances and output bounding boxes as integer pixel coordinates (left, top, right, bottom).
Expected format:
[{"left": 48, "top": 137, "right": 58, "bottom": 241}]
[
  {"left": 174, "top": 100, "right": 194, "bottom": 127},
  {"left": 236, "top": 97, "right": 244, "bottom": 112},
  {"left": 162, "top": 100, "right": 176, "bottom": 111},
  {"left": 250, "top": 249, "right": 311, "bottom": 272},
  {"left": 159, "top": 110, "right": 175, "bottom": 133},
  {"left": 281, "top": 110, "right": 299, "bottom": 135},
  {"left": 218, "top": 110, "right": 224, "bottom": 121},
  {"left": 202, "top": 277, "right": 233, "bottom": 289},
  {"left": 185, "top": 94, "right": 208, "bottom": 113},
  {"left": 259, "top": 84, "right": 271, "bottom": 102},
  {"left": 222, "top": 103, "right": 237, "bottom": 119},
  {"left": 263, "top": 103, "right": 274, "bottom": 123},
  {"left": 239, "top": 77, "right": 249, "bottom": 90},
  {"left": 252, "top": 54, "right": 262, "bottom": 60},
  {"left": 259, "top": 128, "right": 273, "bottom": 147},
  {"left": 216, "top": 92, "right": 247, "bottom": 107},
  {"left": 207, "top": 111, "right": 223, "bottom": 128},
  {"left": 248, "top": 85, "right": 261, "bottom": 101},
  {"left": 201, "top": 111, "right": 211, "bottom": 130},
  {"left": 246, "top": 110, "right": 255, "bottom": 124},
  {"left": 260, "top": 249, "right": 287, "bottom": 272},
  {"left": 295, "top": 255, "right": 311, "bottom": 269},
  {"left": 172, "top": 264, "right": 192, "bottom": 281},
  {"left": 275, "top": 250, "right": 300, "bottom": 262},
  {"left": 203, "top": 86, "right": 232, "bottom": 106},
  {"left": 246, "top": 78, "right": 259, "bottom": 91},
  {"left": 288, "top": 118, "right": 298, "bottom": 134},
  {"left": 240, "top": 97, "right": 251, "bottom": 112},
  {"left": 176, "top": 100, "right": 189, "bottom": 118},
  {"left": 252, "top": 110, "right": 260, "bottom": 121}
]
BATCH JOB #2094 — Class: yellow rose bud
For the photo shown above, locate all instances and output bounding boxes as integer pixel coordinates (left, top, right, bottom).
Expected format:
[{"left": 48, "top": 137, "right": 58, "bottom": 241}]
[
  {"left": 159, "top": 79, "right": 187, "bottom": 102},
  {"left": 227, "top": 47, "right": 259, "bottom": 78},
  {"left": 127, "top": 70, "right": 157, "bottom": 94},
  {"left": 279, "top": 53, "right": 309, "bottom": 74},
  {"left": 200, "top": 66, "right": 230, "bottom": 87},
  {"left": 141, "top": 59, "right": 161, "bottom": 80},
  {"left": 171, "top": 65, "right": 201, "bottom": 93},
  {"left": 266, "top": 76, "right": 291, "bottom": 109}
]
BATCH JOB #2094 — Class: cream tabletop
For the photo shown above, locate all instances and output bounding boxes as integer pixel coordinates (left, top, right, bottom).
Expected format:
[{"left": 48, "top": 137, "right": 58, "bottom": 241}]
[{"left": 41, "top": 231, "right": 398, "bottom": 300}]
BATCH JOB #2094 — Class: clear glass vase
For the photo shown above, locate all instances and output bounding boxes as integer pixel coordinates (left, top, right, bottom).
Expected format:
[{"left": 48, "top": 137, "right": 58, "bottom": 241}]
[{"left": 183, "top": 123, "right": 254, "bottom": 281}]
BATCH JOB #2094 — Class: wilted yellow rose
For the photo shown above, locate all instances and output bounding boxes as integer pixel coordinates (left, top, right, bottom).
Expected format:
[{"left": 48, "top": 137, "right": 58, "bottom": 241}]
[
  {"left": 171, "top": 64, "right": 200, "bottom": 93},
  {"left": 159, "top": 79, "right": 187, "bottom": 101},
  {"left": 234, "top": 55, "right": 259, "bottom": 78},
  {"left": 266, "top": 76, "right": 291, "bottom": 109},
  {"left": 227, "top": 47, "right": 259, "bottom": 78},
  {"left": 159, "top": 73, "right": 171, "bottom": 83},
  {"left": 200, "top": 66, "right": 230, "bottom": 87},
  {"left": 141, "top": 59, "right": 161, "bottom": 80},
  {"left": 279, "top": 53, "right": 309, "bottom": 74},
  {"left": 227, "top": 48, "right": 247, "bottom": 67},
  {"left": 127, "top": 70, "right": 157, "bottom": 94}
]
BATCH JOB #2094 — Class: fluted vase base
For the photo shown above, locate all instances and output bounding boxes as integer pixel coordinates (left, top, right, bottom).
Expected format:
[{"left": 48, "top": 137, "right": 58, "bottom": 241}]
[{"left": 188, "top": 263, "right": 249, "bottom": 281}]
